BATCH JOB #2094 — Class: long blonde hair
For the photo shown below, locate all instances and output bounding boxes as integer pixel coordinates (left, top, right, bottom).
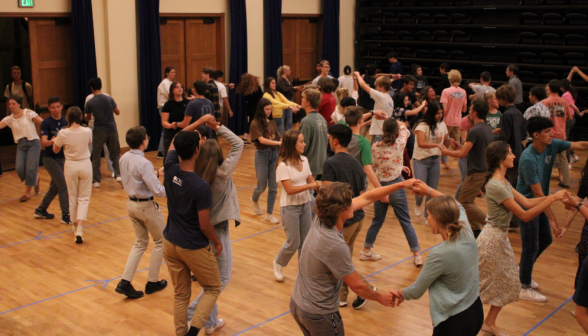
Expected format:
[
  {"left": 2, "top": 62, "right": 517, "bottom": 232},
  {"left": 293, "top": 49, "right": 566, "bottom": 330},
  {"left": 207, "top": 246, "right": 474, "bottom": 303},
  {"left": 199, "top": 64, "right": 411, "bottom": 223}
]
[
  {"left": 277, "top": 65, "right": 290, "bottom": 77},
  {"left": 426, "top": 196, "right": 467, "bottom": 241},
  {"left": 335, "top": 88, "right": 350, "bottom": 107},
  {"left": 194, "top": 139, "right": 224, "bottom": 186}
]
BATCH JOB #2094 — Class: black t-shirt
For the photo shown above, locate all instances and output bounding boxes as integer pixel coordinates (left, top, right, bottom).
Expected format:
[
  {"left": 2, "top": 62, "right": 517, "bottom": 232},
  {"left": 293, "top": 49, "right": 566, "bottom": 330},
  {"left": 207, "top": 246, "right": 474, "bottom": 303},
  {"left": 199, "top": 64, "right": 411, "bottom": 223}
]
[
  {"left": 163, "top": 150, "right": 213, "bottom": 250},
  {"left": 414, "top": 75, "right": 429, "bottom": 91},
  {"left": 162, "top": 98, "right": 190, "bottom": 124},
  {"left": 575, "top": 256, "right": 588, "bottom": 307},
  {"left": 394, "top": 91, "right": 419, "bottom": 128},
  {"left": 322, "top": 152, "right": 367, "bottom": 227},
  {"left": 40, "top": 116, "right": 67, "bottom": 158},
  {"left": 358, "top": 76, "right": 376, "bottom": 110}
]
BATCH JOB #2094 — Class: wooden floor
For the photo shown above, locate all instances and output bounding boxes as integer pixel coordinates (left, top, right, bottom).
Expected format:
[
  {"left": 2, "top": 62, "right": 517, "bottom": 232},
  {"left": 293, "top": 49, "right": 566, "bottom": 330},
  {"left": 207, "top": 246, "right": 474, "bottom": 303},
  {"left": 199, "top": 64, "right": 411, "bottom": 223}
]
[{"left": 1, "top": 138, "right": 587, "bottom": 336}]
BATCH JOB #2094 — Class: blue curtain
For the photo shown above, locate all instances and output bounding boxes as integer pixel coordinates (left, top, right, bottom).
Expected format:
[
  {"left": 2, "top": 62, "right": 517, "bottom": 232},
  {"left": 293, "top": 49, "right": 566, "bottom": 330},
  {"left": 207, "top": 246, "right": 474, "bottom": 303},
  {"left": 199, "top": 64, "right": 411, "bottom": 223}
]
[
  {"left": 264, "top": 0, "right": 283, "bottom": 80},
  {"left": 71, "top": 0, "right": 98, "bottom": 109},
  {"left": 228, "top": 0, "right": 248, "bottom": 135},
  {"left": 322, "top": 0, "right": 340, "bottom": 77},
  {"left": 137, "top": 0, "right": 162, "bottom": 151}
]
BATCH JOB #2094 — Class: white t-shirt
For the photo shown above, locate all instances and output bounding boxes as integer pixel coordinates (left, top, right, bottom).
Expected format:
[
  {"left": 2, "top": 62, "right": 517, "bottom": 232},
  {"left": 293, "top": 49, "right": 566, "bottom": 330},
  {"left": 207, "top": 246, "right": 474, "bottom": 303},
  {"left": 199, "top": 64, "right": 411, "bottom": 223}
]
[
  {"left": 1, "top": 109, "right": 39, "bottom": 142},
  {"left": 368, "top": 89, "right": 394, "bottom": 135},
  {"left": 412, "top": 121, "right": 448, "bottom": 160},
  {"left": 338, "top": 75, "right": 354, "bottom": 93},
  {"left": 312, "top": 75, "right": 334, "bottom": 85},
  {"left": 215, "top": 81, "right": 227, "bottom": 109},
  {"left": 157, "top": 78, "right": 173, "bottom": 108},
  {"left": 4, "top": 82, "right": 33, "bottom": 109},
  {"left": 331, "top": 91, "right": 358, "bottom": 124},
  {"left": 471, "top": 84, "right": 495, "bottom": 100},
  {"left": 276, "top": 156, "right": 313, "bottom": 207},
  {"left": 54, "top": 126, "right": 93, "bottom": 161}
]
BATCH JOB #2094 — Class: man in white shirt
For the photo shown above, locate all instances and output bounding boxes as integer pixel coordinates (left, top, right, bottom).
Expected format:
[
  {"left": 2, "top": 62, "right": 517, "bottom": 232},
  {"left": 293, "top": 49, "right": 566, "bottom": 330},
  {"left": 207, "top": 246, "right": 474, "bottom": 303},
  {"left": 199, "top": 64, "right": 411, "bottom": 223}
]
[
  {"left": 4, "top": 66, "right": 33, "bottom": 114},
  {"left": 156, "top": 66, "right": 176, "bottom": 158},
  {"left": 213, "top": 70, "right": 234, "bottom": 124},
  {"left": 468, "top": 71, "right": 495, "bottom": 100}
]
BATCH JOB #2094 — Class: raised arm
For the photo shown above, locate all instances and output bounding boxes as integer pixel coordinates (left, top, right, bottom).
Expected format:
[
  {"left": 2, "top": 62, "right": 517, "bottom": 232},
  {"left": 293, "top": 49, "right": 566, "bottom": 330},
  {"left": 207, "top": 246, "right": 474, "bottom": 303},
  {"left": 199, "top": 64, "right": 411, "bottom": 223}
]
[
  {"left": 181, "top": 114, "right": 217, "bottom": 133},
  {"left": 352, "top": 178, "right": 418, "bottom": 210},
  {"left": 217, "top": 125, "right": 244, "bottom": 176},
  {"left": 354, "top": 71, "right": 372, "bottom": 93}
]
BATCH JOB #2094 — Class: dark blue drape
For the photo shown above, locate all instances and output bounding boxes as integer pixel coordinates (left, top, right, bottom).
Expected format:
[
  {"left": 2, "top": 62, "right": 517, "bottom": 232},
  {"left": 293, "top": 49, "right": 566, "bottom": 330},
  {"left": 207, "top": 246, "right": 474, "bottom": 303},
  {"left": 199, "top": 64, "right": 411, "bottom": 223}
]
[
  {"left": 264, "top": 0, "right": 283, "bottom": 80},
  {"left": 228, "top": 0, "right": 248, "bottom": 135},
  {"left": 137, "top": 0, "right": 162, "bottom": 151},
  {"left": 71, "top": 0, "right": 98, "bottom": 109},
  {"left": 322, "top": 0, "right": 340, "bottom": 77}
]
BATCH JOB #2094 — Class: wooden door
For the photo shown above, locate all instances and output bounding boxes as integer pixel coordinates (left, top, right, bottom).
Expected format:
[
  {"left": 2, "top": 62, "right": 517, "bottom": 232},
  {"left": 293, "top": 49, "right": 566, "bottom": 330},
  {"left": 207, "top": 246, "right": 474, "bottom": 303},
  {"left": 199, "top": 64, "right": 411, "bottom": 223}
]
[
  {"left": 282, "top": 19, "right": 297, "bottom": 79},
  {"left": 160, "top": 19, "right": 186, "bottom": 87},
  {"left": 185, "top": 19, "right": 218, "bottom": 87},
  {"left": 29, "top": 18, "right": 74, "bottom": 109}
]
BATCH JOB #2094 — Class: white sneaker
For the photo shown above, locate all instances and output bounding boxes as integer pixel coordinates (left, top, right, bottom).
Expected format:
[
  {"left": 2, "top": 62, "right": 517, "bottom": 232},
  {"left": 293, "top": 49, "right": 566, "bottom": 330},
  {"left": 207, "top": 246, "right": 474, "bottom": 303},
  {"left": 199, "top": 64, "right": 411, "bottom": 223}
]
[
  {"left": 519, "top": 288, "right": 547, "bottom": 303},
  {"left": 273, "top": 259, "right": 284, "bottom": 282},
  {"left": 111, "top": 172, "right": 115, "bottom": 178},
  {"left": 266, "top": 214, "right": 279, "bottom": 224},
  {"left": 252, "top": 201, "right": 262, "bottom": 215},
  {"left": 414, "top": 204, "right": 422, "bottom": 217},
  {"left": 571, "top": 155, "right": 580, "bottom": 164},
  {"left": 569, "top": 164, "right": 572, "bottom": 170},
  {"left": 204, "top": 319, "right": 225, "bottom": 335},
  {"left": 413, "top": 255, "right": 423, "bottom": 267},
  {"left": 531, "top": 279, "right": 540, "bottom": 290},
  {"left": 359, "top": 250, "right": 382, "bottom": 261},
  {"left": 92, "top": 182, "right": 100, "bottom": 188},
  {"left": 74, "top": 225, "right": 84, "bottom": 244},
  {"left": 116, "top": 176, "right": 122, "bottom": 183},
  {"left": 339, "top": 301, "right": 348, "bottom": 307}
]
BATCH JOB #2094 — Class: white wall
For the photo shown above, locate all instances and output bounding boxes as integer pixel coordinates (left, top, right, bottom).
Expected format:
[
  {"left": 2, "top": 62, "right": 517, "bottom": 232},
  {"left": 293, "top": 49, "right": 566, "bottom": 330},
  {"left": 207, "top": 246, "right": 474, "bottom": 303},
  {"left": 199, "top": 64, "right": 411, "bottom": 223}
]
[
  {"left": 282, "top": 0, "right": 322, "bottom": 14},
  {"left": 246, "top": 0, "right": 264, "bottom": 79},
  {"left": 340, "top": 0, "right": 355, "bottom": 74}
]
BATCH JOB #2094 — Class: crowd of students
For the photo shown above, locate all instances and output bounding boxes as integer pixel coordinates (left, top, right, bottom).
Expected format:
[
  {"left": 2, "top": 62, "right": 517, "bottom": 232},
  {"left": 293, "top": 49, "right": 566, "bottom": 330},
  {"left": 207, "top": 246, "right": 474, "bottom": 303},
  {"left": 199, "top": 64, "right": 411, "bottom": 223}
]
[{"left": 3, "top": 58, "right": 588, "bottom": 336}]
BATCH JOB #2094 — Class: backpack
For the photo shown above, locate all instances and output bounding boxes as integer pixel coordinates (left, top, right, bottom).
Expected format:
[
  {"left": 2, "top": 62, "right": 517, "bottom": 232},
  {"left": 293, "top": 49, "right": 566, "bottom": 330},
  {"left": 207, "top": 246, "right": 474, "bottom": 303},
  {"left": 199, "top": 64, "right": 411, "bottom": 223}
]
[{"left": 8, "top": 81, "right": 31, "bottom": 107}]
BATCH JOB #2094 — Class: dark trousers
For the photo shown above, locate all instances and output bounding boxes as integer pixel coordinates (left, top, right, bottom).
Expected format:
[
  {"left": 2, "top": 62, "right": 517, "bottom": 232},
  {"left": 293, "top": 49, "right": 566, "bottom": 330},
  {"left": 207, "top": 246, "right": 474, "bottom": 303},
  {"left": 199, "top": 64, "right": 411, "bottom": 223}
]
[
  {"left": 519, "top": 212, "right": 552, "bottom": 288},
  {"left": 37, "top": 156, "right": 69, "bottom": 214},
  {"left": 576, "top": 220, "right": 588, "bottom": 288},
  {"left": 91, "top": 130, "right": 121, "bottom": 183},
  {"left": 432, "top": 297, "right": 483, "bottom": 336},
  {"left": 290, "top": 299, "right": 344, "bottom": 336}
]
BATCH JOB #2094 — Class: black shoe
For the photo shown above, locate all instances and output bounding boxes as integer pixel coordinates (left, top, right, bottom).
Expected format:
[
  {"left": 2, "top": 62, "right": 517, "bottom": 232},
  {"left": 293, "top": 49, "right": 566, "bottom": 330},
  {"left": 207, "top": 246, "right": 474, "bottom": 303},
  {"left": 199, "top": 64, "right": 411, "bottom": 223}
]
[
  {"left": 191, "top": 275, "right": 198, "bottom": 282},
  {"left": 352, "top": 286, "right": 375, "bottom": 309},
  {"left": 34, "top": 209, "right": 55, "bottom": 219},
  {"left": 558, "top": 182, "right": 570, "bottom": 189},
  {"left": 61, "top": 213, "right": 72, "bottom": 225},
  {"left": 115, "top": 280, "right": 144, "bottom": 298},
  {"left": 156, "top": 151, "right": 164, "bottom": 159},
  {"left": 145, "top": 279, "right": 167, "bottom": 294}
]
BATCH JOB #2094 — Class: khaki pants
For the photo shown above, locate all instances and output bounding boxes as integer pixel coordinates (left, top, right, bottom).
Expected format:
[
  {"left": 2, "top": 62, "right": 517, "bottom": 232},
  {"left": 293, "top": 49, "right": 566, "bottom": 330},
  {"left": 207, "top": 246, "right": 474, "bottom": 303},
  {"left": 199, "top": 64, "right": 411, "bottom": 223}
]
[
  {"left": 447, "top": 126, "right": 461, "bottom": 142},
  {"left": 555, "top": 151, "right": 570, "bottom": 186},
  {"left": 64, "top": 160, "right": 92, "bottom": 222},
  {"left": 457, "top": 172, "right": 487, "bottom": 232},
  {"left": 163, "top": 239, "right": 221, "bottom": 335},
  {"left": 340, "top": 220, "right": 370, "bottom": 301},
  {"left": 122, "top": 200, "right": 166, "bottom": 283}
]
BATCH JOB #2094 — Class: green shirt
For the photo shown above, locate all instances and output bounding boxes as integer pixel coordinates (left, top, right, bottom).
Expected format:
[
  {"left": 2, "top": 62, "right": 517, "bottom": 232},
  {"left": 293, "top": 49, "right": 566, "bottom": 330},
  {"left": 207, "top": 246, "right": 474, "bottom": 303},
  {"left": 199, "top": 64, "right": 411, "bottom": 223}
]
[
  {"left": 300, "top": 111, "right": 328, "bottom": 176},
  {"left": 347, "top": 134, "right": 372, "bottom": 166},
  {"left": 486, "top": 111, "right": 502, "bottom": 140}
]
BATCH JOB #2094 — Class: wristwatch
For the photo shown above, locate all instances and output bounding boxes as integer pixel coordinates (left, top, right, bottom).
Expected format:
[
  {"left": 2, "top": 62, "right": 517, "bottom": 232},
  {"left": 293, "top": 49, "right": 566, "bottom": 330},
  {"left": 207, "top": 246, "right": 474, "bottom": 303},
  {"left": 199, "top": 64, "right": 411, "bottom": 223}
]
[{"left": 576, "top": 203, "right": 583, "bottom": 211}]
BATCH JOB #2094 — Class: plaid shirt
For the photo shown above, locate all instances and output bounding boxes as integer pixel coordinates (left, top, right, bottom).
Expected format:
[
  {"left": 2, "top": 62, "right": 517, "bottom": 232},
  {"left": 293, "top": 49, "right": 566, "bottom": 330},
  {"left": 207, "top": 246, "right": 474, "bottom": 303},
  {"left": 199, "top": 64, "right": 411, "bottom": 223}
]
[{"left": 205, "top": 80, "right": 221, "bottom": 117}]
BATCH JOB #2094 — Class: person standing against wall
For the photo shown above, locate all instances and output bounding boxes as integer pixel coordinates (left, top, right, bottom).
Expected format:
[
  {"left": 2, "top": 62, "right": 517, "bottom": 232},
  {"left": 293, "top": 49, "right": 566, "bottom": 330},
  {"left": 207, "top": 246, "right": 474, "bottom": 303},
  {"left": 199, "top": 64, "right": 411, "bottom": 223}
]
[{"left": 4, "top": 66, "right": 33, "bottom": 114}]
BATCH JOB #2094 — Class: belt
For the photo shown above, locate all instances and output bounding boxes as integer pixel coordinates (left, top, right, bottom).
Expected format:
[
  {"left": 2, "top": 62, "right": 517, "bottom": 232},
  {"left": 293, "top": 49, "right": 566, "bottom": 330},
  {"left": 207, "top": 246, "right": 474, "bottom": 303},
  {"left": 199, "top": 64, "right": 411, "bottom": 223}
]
[{"left": 129, "top": 196, "right": 154, "bottom": 202}]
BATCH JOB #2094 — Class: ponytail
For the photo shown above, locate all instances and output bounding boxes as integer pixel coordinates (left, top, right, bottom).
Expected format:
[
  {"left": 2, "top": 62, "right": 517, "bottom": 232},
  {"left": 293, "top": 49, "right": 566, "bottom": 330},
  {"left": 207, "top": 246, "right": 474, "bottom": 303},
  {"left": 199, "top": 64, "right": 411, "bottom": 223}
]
[{"left": 426, "top": 196, "right": 467, "bottom": 241}]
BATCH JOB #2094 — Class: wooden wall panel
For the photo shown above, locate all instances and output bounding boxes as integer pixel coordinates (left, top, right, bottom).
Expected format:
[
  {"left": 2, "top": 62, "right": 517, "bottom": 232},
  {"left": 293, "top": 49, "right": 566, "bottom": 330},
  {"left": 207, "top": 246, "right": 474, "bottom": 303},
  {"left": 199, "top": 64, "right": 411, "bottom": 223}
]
[
  {"left": 185, "top": 19, "right": 217, "bottom": 87},
  {"left": 160, "top": 19, "right": 186, "bottom": 88}
]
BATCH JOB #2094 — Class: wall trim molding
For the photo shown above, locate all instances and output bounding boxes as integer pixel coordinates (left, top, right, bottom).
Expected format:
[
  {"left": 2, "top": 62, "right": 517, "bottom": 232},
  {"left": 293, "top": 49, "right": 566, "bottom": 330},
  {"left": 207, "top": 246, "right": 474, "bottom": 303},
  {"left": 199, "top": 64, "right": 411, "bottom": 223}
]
[
  {"left": 159, "top": 13, "right": 225, "bottom": 18},
  {"left": 0, "top": 12, "right": 70, "bottom": 18}
]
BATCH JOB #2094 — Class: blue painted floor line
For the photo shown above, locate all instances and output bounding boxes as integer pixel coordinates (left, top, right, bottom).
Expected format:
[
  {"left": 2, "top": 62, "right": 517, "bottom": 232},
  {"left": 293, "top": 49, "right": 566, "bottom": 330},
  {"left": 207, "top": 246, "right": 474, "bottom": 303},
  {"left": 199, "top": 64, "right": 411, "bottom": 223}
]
[{"left": 523, "top": 296, "right": 573, "bottom": 335}]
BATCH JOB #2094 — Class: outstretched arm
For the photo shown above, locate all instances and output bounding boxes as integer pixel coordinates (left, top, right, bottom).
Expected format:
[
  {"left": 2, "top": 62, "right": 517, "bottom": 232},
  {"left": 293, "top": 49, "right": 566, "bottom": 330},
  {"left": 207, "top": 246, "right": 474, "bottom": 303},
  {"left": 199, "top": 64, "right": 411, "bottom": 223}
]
[{"left": 352, "top": 179, "right": 419, "bottom": 210}]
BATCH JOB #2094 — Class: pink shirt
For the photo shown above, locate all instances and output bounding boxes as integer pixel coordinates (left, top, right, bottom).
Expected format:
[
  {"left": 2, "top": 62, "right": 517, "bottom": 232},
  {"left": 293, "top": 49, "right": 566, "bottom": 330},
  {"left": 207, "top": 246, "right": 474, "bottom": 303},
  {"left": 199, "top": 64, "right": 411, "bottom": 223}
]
[
  {"left": 543, "top": 96, "right": 570, "bottom": 140},
  {"left": 440, "top": 86, "right": 467, "bottom": 127},
  {"left": 460, "top": 116, "right": 472, "bottom": 132}
]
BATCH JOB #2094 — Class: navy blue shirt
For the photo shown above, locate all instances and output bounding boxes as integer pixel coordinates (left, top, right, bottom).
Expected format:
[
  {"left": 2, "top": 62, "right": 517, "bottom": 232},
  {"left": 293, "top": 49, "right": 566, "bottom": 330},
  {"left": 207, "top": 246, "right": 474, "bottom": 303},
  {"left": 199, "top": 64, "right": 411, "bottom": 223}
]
[
  {"left": 163, "top": 150, "right": 212, "bottom": 250},
  {"left": 390, "top": 61, "right": 403, "bottom": 91},
  {"left": 40, "top": 116, "right": 67, "bottom": 158}
]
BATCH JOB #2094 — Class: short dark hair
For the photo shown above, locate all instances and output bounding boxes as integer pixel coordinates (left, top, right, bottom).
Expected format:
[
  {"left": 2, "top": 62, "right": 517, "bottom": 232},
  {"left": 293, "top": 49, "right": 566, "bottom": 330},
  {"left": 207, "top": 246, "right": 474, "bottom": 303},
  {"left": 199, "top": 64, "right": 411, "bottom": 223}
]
[
  {"left": 202, "top": 66, "right": 215, "bottom": 75},
  {"left": 471, "top": 98, "right": 489, "bottom": 120},
  {"left": 196, "top": 124, "right": 210, "bottom": 139},
  {"left": 366, "top": 64, "right": 377, "bottom": 76},
  {"left": 402, "top": 75, "right": 416, "bottom": 85},
  {"left": 164, "top": 66, "right": 175, "bottom": 77},
  {"left": 88, "top": 77, "right": 102, "bottom": 91},
  {"left": 340, "top": 96, "right": 356, "bottom": 108},
  {"left": 213, "top": 70, "right": 223, "bottom": 80},
  {"left": 440, "top": 63, "right": 451, "bottom": 72},
  {"left": 318, "top": 76, "right": 336, "bottom": 93},
  {"left": 386, "top": 51, "right": 398, "bottom": 60},
  {"left": 480, "top": 71, "right": 491, "bottom": 82},
  {"left": 173, "top": 131, "right": 201, "bottom": 161},
  {"left": 507, "top": 64, "right": 519, "bottom": 75},
  {"left": 48, "top": 96, "right": 61, "bottom": 106},
  {"left": 126, "top": 126, "right": 147, "bottom": 149},
  {"left": 527, "top": 116, "right": 554, "bottom": 139},
  {"left": 328, "top": 124, "right": 353, "bottom": 148},
  {"left": 548, "top": 79, "right": 561, "bottom": 94},
  {"left": 530, "top": 86, "right": 546, "bottom": 101},
  {"left": 8, "top": 95, "right": 23, "bottom": 107},
  {"left": 495, "top": 85, "right": 515, "bottom": 104},
  {"left": 345, "top": 106, "right": 363, "bottom": 127},
  {"left": 343, "top": 65, "right": 352, "bottom": 75},
  {"left": 66, "top": 106, "right": 83, "bottom": 125},
  {"left": 193, "top": 80, "right": 208, "bottom": 95}
]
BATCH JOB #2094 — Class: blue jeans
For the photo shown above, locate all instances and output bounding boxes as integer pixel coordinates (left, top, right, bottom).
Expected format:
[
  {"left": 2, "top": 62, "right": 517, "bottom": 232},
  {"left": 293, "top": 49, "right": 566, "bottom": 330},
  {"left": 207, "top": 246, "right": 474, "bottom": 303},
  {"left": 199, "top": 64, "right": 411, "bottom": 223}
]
[
  {"left": 274, "top": 116, "right": 285, "bottom": 138},
  {"left": 519, "top": 212, "right": 552, "bottom": 288},
  {"left": 275, "top": 202, "right": 313, "bottom": 267},
  {"left": 412, "top": 156, "right": 441, "bottom": 218},
  {"left": 16, "top": 138, "right": 41, "bottom": 187},
  {"left": 252, "top": 148, "right": 278, "bottom": 214},
  {"left": 455, "top": 158, "right": 468, "bottom": 199},
  {"left": 364, "top": 176, "right": 421, "bottom": 252},
  {"left": 158, "top": 107, "right": 164, "bottom": 153},
  {"left": 187, "top": 221, "right": 232, "bottom": 327}
]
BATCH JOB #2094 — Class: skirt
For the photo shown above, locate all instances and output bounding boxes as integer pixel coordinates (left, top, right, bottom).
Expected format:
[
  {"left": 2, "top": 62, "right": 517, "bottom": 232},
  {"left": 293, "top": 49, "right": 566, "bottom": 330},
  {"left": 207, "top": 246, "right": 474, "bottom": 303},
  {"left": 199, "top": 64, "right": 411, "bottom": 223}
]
[{"left": 478, "top": 224, "right": 521, "bottom": 307}]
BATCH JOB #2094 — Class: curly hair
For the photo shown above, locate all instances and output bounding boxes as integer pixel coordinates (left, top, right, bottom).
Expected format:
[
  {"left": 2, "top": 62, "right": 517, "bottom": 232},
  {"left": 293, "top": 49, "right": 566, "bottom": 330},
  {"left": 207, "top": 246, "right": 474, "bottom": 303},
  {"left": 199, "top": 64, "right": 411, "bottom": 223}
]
[
  {"left": 315, "top": 182, "right": 353, "bottom": 227},
  {"left": 236, "top": 73, "right": 261, "bottom": 96}
]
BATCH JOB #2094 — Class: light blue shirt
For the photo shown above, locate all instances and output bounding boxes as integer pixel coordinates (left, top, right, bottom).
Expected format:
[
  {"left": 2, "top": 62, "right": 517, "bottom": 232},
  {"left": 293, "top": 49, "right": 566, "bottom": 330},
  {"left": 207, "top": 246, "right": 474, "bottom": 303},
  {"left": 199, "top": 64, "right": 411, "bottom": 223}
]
[{"left": 120, "top": 149, "right": 166, "bottom": 198}]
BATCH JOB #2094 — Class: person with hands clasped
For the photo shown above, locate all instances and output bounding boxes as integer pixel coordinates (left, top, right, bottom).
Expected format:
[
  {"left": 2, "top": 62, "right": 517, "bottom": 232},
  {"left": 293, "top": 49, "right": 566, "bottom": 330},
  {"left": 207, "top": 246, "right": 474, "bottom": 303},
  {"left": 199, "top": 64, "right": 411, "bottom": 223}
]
[
  {"left": 290, "top": 180, "right": 417, "bottom": 336},
  {"left": 273, "top": 130, "right": 319, "bottom": 282},
  {"left": 390, "top": 181, "right": 483, "bottom": 336}
]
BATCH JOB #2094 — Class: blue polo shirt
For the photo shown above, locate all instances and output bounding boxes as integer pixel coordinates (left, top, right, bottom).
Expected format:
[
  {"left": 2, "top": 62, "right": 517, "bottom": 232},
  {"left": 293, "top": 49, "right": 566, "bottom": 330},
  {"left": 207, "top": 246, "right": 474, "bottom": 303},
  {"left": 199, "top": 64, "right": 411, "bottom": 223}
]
[
  {"left": 40, "top": 116, "right": 67, "bottom": 158},
  {"left": 516, "top": 139, "right": 570, "bottom": 198}
]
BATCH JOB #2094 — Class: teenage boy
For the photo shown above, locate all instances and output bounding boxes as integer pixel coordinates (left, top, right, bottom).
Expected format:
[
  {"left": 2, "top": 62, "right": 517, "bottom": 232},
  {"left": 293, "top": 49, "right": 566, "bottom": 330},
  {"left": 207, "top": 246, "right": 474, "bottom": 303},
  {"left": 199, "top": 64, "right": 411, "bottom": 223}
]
[
  {"left": 355, "top": 71, "right": 394, "bottom": 143},
  {"left": 213, "top": 70, "right": 233, "bottom": 120},
  {"left": 201, "top": 67, "right": 221, "bottom": 121},
  {"left": 517, "top": 117, "right": 588, "bottom": 302},
  {"left": 84, "top": 77, "right": 121, "bottom": 188},
  {"left": 163, "top": 128, "right": 222, "bottom": 336},
  {"left": 300, "top": 89, "right": 328, "bottom": 178},
  {"left": 34, "top": 96, "right": 70, "bottom": 224},
  {"left": 387, "top": 52, "right": 403, "bottom": 91},
  {"left": 435, "top": 63, "right": 451, "bottom": 95},
  {"left": 468, "top": 71, "right": 495, "bottom": 100},
  {"left": 184, "top": 81, "right": 216, "bottom": 139},
  {"left": 524, "top": 86, "right": 550, "bottom": 120},
  {"left": 442, "top": 99, "right": 494, "bottom": 238},
  {"left": 440, "top": 70, "right": 468, "bottom": 144},
  {"left": 543, "top": 79, "right": 573, "bottom": 188},
  {"left": 321, "top": 124, "right": 373, "bottom": 309},
  {"left": 116, "top": 126, "right": 167, "bottom": 299},
  {"left": 506, "top": 64, "right": 524, "bottom": 111},
  {"left": 4, "top": 65, "right": 33, "bottom": 113}
]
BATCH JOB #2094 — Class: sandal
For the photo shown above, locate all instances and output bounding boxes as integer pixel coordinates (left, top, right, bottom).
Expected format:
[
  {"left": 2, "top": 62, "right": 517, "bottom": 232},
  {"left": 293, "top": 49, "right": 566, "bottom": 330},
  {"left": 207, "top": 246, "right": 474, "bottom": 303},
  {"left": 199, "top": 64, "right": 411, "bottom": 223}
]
[
  {"left": 481, "top": 323, "right": 510, "bottom": 336},
  {"left": 34, "top": 177, "right": 40, "bottom": 194},
  {"left": 19, "top": 195, "right": 31, "bottom": 202}
]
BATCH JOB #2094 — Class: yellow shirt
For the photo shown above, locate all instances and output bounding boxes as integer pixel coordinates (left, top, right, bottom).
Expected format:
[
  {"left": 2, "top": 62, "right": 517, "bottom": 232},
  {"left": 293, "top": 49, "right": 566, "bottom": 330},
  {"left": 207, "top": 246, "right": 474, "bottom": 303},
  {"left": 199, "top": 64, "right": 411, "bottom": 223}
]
[{"left": 262, "top": 91, "right": 298, "bottom": 118}]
